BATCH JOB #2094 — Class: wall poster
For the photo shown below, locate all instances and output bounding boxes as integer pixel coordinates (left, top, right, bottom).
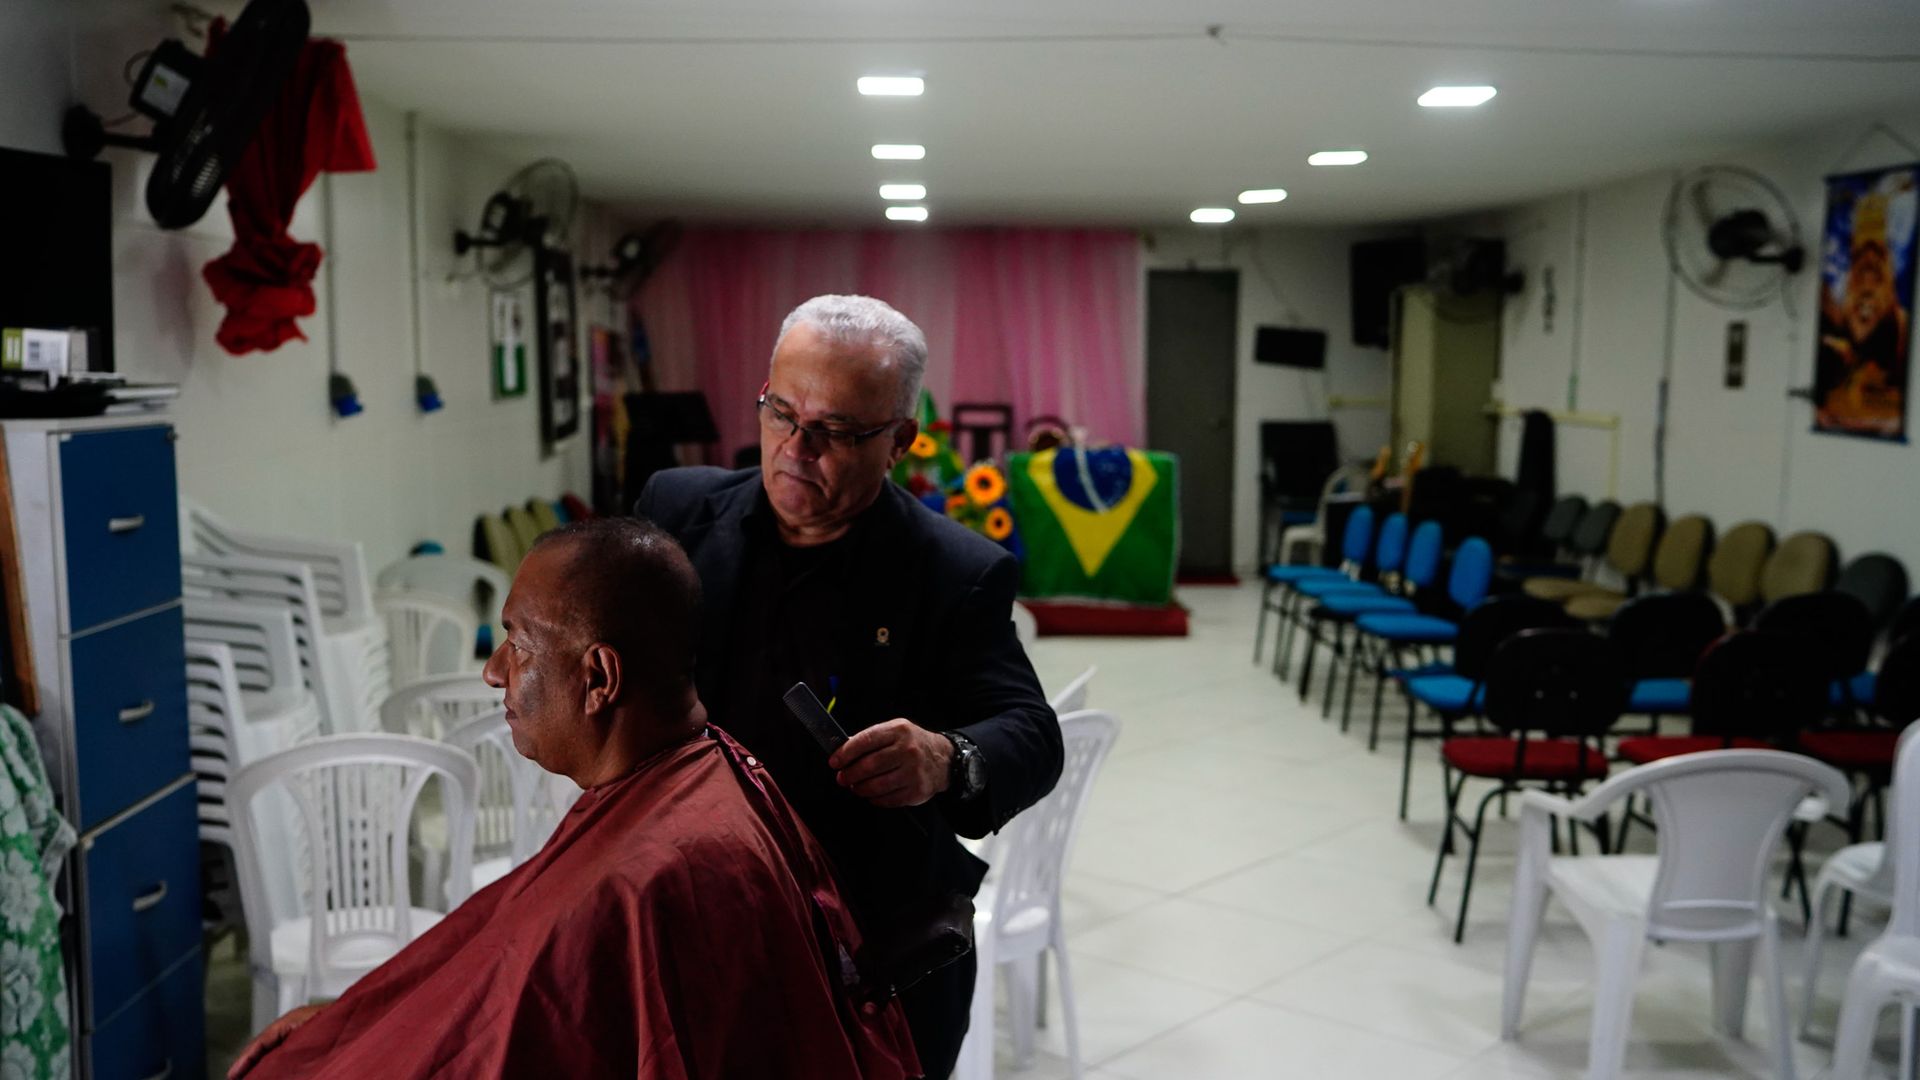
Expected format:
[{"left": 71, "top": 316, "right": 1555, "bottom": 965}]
[{"left": 1815, "top": 164, "right": 1918, "bottom": 441}]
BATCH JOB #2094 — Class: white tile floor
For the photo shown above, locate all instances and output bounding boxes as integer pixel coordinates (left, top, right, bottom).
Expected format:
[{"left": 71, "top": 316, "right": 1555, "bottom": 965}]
[{"left": 1004, "top": 583, "right": 1905, "bottom": 1080}]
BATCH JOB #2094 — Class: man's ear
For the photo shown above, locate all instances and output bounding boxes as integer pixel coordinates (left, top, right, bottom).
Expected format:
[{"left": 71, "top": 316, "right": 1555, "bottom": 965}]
[
  {"left": 887, "top": 418, "right": 920, "bottom": 468},
  {"left": 581, "top": 643, "right": 624, "bottom": 716}
]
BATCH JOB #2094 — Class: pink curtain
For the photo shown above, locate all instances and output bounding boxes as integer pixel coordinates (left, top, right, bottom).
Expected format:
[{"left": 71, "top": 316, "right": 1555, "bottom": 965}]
[{"left": 632, "top": 227, "right": 1143, "bottom": 458}]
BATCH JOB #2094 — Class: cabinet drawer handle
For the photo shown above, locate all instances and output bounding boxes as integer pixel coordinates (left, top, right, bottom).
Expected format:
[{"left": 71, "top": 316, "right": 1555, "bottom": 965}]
[
  {"left": 131, "top": 881, "right": 168, "bottom": 913},
  {"left": 108, "top": 514, "right": 147, "bottom": 534},
  {"left": 118, "top": 700, "right": 156, "bottom": 724},
  {"left": 138, "top": 1058, "right": 173, "bottom": 1080}
]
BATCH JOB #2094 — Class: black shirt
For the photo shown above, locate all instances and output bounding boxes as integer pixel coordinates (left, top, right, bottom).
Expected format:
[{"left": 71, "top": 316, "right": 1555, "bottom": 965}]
[{"left": 717, "top": 496, "right": 929, "bottom": 923}]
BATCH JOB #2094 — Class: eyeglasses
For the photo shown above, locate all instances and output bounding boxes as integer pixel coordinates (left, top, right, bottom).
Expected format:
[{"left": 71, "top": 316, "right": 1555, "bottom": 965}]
[{"left": 757, "top": 393, "right": 903, "bottom": 453}]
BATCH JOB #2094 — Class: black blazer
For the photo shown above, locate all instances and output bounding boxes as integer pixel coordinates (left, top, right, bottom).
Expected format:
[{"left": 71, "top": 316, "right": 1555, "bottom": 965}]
[{"left": 636, "top": 467, "right": 1063, "bottom": 900}]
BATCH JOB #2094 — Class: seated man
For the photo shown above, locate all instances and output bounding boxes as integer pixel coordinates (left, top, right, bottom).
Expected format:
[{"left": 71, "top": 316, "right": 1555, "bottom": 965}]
[{"left": 231, "top": 518, "right": 921, "bottom": 1080}]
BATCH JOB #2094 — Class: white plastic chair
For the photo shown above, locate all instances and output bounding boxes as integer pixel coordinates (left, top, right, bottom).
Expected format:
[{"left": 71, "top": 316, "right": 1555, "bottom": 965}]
[
  {"left": 1503, "top": 749, "right": 1849, "bottom": 1080},
  {"left": 1049, "top": 666, "right": 1097, "bottom": 716},
  {"left": 226, "top": 734, "right": 479, "bottom": 1035},
  {"left": 376, "top": 554, "right": 510, "bottom": 653},
  {"left": 1012, "top": 601, "right": 1039, "bottom": 648},
  {"left": 957, "top": 709, "right": 1122, "bottom": 1080},
  {"left": 187, "top": 642, "right": 246, "bottom": 938},
  {"left": 377, "top": 588, "right": 482, "bottom": 690},
  {"left": 443, "top": 708, "right": 580, "bottom": 893},
  {"left": 183, "top": 598, "right": 326, "bottom": 755},
  {"left": 183, "top": 552, "right": 355, "bottom": 731},
  {"left": 1831, "top": 727, "right": 1920, "bottom": 1080},
  {"left": 377, "top": 674, "right": 503, "bottom": 741},
  {"left": 185, "top": 499, "right": 376, "bottom": 634},
  {"left": 1277, "top": 463, "right": 1369, "bottom": 567},
  {"left": 1803, "top": 725, "right": 1920, "bottom": 1046}
]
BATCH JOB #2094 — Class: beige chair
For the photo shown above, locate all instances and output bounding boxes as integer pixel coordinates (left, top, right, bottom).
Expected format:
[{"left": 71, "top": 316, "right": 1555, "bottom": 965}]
[
  {"left": 1706, "top": 521, "right": 1775, "bottom": 613},
  {"left": 1566, "top": 514, "right": 1712, "bottom": 621},
  {"left": 1526, "top": 501, "right": 1661, "bottom": 604},
  {"left": 1759, "top": 531, "right": 1838, "bottom": 606}
]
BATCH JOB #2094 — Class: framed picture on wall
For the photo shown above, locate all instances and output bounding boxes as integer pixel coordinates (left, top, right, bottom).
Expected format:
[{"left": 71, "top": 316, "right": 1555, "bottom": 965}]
[
  {"left": 1813, "top": 163, "right": 1918, "bottom": 442},
  {"left": 533, "top": 245, "right": 581, "bottom": 446}
]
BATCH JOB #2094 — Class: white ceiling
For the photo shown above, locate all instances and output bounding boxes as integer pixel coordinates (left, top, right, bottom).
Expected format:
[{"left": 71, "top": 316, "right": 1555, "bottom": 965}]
[{"left": 298, "top": 0, "right": 1920, "bottom": 227}]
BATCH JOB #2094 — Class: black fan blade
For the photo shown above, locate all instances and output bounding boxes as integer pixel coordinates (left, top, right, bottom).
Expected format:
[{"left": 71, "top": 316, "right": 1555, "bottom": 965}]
[
  {"left": 1690, "top": 181, "right": 1718, "bottom": 235},
  {"left": 145, "top": 0, "right": 311, "bottom": 228}
]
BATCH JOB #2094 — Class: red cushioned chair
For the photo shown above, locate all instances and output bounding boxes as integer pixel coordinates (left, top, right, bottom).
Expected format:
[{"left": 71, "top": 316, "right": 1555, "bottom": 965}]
[
  {"left": 1428, "top": 628, "right": 1628, "bottom": 943},
  {"left": 1613, "top": 630, "right": 1827, "bottom": 851},
  {"left": 1798, "top": 633, "right": 1920, "bottom": 844}
]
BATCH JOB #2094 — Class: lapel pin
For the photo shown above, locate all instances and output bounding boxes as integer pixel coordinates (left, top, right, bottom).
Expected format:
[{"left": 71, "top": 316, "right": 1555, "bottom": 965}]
[{"left": 875, "top": 627, "right": 891, "bottom": 646}]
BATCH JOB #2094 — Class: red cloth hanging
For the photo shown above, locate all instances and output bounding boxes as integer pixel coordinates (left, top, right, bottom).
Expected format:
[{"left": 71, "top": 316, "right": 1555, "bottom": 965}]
[{"left": 201, "top": 21, "right": 377, "bottom": 355}]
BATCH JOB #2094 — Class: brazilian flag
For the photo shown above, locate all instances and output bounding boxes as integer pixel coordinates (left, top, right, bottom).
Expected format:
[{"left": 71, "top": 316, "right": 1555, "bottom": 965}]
[{"left": 1007, "top": 448, "right": 1180, "bottom": 605}]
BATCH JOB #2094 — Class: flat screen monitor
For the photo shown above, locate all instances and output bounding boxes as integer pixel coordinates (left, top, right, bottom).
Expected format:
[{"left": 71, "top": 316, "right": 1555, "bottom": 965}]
[
  {"left": 0, "top": 147, "right": 115, "bottom": 372},
  {"left": 1255, "top": 326, "right": 1327, "bottom": 369}
]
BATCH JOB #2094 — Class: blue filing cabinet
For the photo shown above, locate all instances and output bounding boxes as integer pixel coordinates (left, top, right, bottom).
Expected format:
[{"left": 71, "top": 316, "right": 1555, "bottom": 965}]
[{"left": 3, "top": 417, "right": 203, "bottom": 1080}]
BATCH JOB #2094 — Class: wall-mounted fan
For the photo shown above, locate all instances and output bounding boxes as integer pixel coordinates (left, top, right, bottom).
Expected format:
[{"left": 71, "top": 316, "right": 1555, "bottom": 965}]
[
  {"left": 1663, "top": 165, "right": 1806, "bottom": 310},
  {"left": 454, "top": 158, "right": 580, "bottom": 290},
  {"left": 63, "top": 0, "right": 310, "bottom": 229},
  {"left": 579, "top": 221, "right": 683, "bottom": 292}
]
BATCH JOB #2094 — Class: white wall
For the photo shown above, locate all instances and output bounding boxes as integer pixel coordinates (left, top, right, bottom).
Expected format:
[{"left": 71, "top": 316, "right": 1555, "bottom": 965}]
[
  {"left": 4, "top": 2, "right": 608, "bottom": 576},
  {"left": 1470, "top": 114, "right": 1920, "bottom": 575},
  {"left": 1142, "top": 227, "right": 1396, "bottom": 571}
]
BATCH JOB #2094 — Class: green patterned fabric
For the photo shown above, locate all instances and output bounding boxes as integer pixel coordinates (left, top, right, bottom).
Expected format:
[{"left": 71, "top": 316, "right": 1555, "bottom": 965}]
[{"left": 1, "top": 705, "right": 73, "bottom": 1080}]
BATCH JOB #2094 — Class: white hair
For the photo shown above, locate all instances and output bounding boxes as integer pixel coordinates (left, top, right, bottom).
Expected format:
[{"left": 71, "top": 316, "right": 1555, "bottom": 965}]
[{"left": 775, "top": 294, "right": 928, "bottom": 417}]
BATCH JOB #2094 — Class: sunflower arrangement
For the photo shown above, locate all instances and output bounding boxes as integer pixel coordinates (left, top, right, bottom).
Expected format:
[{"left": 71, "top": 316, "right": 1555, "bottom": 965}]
[{"left": 890, "top": 391, "right": 1019, "bottom": 550}]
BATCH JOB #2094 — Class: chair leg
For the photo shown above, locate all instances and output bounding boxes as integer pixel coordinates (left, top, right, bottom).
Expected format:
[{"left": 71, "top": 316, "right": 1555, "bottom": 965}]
[
  {"left": 1757, "top": 916, "right": 1798, "bottom": 1080},
  {"left": 1399, "top": 696, "right": 1424, "bottom": 821},
  {"left": 1428, "top": 766, "right": 1464, "bottom": 906},
  {"left": 1008, "top": 954, "right": 1039, "bottom": 1065},
  {"left": 1585, "top": 921, "right": 1648, "bottom": 1080},
  {"left": 1901, "top": 1004, "right": 1918, "bottom": 1080},
  {"left": 1298, "top": 614, "right": 1320, "bottom": 702},
  {"left": 1709, "top": 938, "right": 1755, "bottom": 1038},
  {"left": 1340, "top": 631, "right": 1364, "bottom": 733},
  {"left": 1830, "top": 953, "right": 1897, "bottom": 1080},
  {"left": 1037, "top": 949, "right": 1049, "bottom": 1028},
  {"left": 1502, "top": 839, "right": 1551, "bottom": 1039},
  {"left": 1321, "top": 621, "right": 1344, "bottom": 719},
  {"left": 1452, "top": 785, "right": 1505, "bottom": 943},
  {"left": 1253, "top": 583, "right": 1273, "bottom": 663},
  {"left": 1368, "top": 645, "right": 1394, "bottom": 753},
  {"left": 1052, "top": 938, "right": 1085, "bottom": 1080},
  {"left": 1800, "top": 875, "right": 1839, "bottom": 1037}
]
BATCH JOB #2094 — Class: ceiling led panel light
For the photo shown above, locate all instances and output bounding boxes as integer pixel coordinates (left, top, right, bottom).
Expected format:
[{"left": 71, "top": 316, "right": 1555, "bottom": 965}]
[
  {"left": 858, "top": 76, "right": 925, "bottom": 97},
  {"left": 871, "top": 144, "right": 926, "bottom": 160},
  {"left": 1309, "top": 150, "right": 1369, "bottom": 166},
  {"left": 879, "top": 183, "right": 926, "bottom": 200},
  {"left": 1418, "top": 85, "right": 1497, "bottom": 108},
  {"left": 886, "top": 206, "right": 929, "bottom": 222},
  {"left": 1190, "top": 207, "right": 1235, "bottom": 224}
]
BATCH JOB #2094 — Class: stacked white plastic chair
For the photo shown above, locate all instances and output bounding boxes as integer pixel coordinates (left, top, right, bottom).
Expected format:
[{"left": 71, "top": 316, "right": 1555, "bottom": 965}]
[
  {"left": 183, "top": 599, "right": 325, "bottom": 757},
  {"left": 1830, "top": 727, "right": 1920, "bottom": 1080},
  {"left": 956, "top": 708, "right": 1121, "bottom": 1080},
  {"left": 186, "top": 502, "right": 390, "bottom": 735},
  {"left": 376, "top": 588, "right": 482, "bottom": 690},
  {"left": 377, "top": 554, "right": 511, "bottom": 657},
  {"left": 227, "top": 734, "right": 479, "bottom": 1034},
  {"left": 182, "top": 553, "right": 354, "bottom": 731},
  {"left": 378, "top": 674, "right": 504, "bottom": 741},
  {"left": 186, "top": 641, "right": 246, "bottom": 939},
  {"left": 444, "top": 708, "right": 580, "bottom": 893},
  {"left": 183, "top": 633, "right": 319, "bottom": 948},
  {"left": 1501, "top": 749, "right": 1849, "bottom": 1080}
]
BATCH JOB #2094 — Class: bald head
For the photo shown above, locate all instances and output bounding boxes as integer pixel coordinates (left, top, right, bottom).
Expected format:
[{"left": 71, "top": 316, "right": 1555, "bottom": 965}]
[{"left": 525, "top": 516, "right": 702, "bottom": 714}]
